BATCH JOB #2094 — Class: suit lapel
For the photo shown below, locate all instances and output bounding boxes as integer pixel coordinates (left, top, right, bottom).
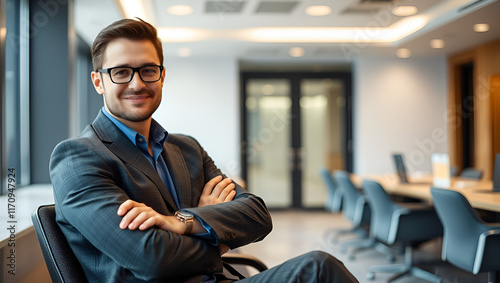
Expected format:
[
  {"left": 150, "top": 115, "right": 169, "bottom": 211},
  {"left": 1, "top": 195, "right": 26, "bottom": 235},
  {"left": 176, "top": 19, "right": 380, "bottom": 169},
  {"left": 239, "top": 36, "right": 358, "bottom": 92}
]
[
  {"left": 163, "top": 142, "right": 192, "bottom": 209},
  {"left": 91, "top": 111, "right": 179, "bottom": 211}
]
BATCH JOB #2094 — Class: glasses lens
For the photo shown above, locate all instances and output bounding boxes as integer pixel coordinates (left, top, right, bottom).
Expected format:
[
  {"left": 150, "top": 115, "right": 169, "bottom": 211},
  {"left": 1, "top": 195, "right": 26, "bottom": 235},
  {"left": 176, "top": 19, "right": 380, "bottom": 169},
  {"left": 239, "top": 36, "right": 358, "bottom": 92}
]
[
  {"left": 110, "top": 68, "right": 133, "bottom": 83},
  {"left": 139, "top": 66, "right": 162, "bottom": 82}
]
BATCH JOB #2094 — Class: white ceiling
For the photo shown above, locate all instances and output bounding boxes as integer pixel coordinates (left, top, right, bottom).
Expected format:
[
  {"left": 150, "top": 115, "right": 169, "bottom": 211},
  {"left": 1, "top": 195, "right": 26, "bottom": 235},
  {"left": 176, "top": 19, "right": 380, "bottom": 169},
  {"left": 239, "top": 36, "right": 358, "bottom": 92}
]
[{"left": 75, "top": 0, "right": 500, "bottom": 62}]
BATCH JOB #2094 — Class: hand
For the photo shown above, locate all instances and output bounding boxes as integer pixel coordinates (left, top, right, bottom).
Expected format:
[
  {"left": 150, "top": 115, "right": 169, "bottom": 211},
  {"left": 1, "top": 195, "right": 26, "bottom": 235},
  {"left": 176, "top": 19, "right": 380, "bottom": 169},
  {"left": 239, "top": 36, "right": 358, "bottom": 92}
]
[
  {"left": 198, "top": 176, "right": 236, "bottom": 207},
  {"left": 219, "top": 243, "right": 230, "bottom": 255},
  {"left": 117, "top": 200, "right": 186, "bottom": 234}
]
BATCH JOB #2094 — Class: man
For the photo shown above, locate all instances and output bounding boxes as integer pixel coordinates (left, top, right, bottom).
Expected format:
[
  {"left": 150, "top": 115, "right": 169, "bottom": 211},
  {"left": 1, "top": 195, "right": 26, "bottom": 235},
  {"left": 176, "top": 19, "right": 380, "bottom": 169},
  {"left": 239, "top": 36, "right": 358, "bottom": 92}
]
[{"left": 49, "top": 18, "right": 358, "bottom": 283}]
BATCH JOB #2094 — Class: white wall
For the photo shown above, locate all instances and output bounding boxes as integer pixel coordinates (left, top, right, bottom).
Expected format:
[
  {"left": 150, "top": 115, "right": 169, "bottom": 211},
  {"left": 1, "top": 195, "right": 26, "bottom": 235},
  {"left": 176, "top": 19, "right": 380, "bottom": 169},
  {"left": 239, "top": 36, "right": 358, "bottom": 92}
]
[
  {"left": 353, "top": 55, "right": 448, "bottom": 175},
  {"left": 154, "top": 57, "right": 241, "bottom": 178},
  {"left": 153, "top": 54, "right": 449, "bottom": 179}
]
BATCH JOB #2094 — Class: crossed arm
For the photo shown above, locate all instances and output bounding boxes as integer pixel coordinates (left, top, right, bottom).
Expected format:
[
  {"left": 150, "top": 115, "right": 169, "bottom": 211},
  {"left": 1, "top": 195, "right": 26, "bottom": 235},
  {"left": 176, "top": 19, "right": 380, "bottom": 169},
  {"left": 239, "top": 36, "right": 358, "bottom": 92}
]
[{"left": 117, "top": 175, "right": 236, "bottom": 252}]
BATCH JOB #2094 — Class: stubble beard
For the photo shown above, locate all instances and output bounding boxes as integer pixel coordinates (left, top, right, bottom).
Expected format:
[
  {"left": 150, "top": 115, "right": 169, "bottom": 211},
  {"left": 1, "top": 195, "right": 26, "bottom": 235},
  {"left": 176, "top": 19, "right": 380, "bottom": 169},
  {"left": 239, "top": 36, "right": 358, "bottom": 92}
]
[{"left": 104, "top": 89, "right": 160, "bottom": 123}]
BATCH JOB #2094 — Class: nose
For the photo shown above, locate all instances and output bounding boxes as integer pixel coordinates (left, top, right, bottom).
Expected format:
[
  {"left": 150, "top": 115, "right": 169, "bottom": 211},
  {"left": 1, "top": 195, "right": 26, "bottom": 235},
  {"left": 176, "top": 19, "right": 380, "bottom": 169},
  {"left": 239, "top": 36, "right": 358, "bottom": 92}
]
[{"left": 127, "top": 71, "right": 146, "bottom": 90}]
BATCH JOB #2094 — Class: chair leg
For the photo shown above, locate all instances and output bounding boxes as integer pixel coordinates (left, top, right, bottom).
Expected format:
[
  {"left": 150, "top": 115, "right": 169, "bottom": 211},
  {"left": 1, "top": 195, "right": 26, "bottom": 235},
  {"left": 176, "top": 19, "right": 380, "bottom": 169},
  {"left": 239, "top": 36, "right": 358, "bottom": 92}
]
[
  {"left": 342, "top": 237, "right": 396, "bottom": 262},
  {"left": 489, "top": 271, "right": 499, "bottom": 283},
  {"left": 325, "top": 225, "right": 367, "bottom": 244},
  {"left": 367, "top": 246, "right": 441, "bottom": 283}
]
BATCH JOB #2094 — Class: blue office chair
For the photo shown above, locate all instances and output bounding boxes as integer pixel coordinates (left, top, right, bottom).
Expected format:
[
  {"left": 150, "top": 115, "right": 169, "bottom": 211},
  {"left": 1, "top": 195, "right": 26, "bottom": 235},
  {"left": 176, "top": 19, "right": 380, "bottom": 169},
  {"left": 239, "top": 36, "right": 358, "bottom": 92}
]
[
  {"left": 459, "top": 168, "right": 483, "bottom": 180},
  {"left": 431, "top": 188, "right": 500, "bottom": 283},
  {"left": 331, "top": 171, "right": 374, "bottom": 258},
  {"left": 363, "top": 180, "right": 443, "bottom": 282},
  {"left": 319, "top": 167, "right": 343, "bottom": 213}
]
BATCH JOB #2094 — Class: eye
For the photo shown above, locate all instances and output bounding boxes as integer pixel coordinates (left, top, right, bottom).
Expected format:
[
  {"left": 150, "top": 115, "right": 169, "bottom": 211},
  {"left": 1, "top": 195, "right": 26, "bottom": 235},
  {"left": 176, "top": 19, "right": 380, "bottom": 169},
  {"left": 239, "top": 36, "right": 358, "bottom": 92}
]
[
  {"left": 142, "top": 67, "right": 158, "bottom": 74},
  {"left": 112, "top": 68, "right": 132, "bottom": 77}
]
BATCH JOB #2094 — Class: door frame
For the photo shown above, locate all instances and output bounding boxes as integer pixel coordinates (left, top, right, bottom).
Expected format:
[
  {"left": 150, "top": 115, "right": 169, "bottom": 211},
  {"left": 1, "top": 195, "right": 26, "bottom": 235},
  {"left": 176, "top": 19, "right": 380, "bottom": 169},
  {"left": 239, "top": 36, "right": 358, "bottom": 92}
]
[{"left": 240, "top": 71, "right": 353, "bottom": 208}]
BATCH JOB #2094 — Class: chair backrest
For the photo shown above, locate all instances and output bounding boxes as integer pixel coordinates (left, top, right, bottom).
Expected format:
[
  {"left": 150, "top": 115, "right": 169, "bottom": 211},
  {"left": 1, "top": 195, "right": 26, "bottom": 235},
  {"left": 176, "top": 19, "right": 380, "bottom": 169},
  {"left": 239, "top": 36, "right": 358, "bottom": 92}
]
[
  {"left": 362, "top": 180, "right": 401, "bottom": 243},
  {"left": 430, "top": 188, "right": 486, "bottom": 272},
  {"left": 319, "top": 167, "right": 342, "bottom": 213},
  {"left": 459, "top": 168, "right": 483, "bottom": 180},
  {"left": 334, "top": 171, "right": 370, "bottom": 225},
  {"left": 31, "top": 204, "right": 87, "bottom": 283}
]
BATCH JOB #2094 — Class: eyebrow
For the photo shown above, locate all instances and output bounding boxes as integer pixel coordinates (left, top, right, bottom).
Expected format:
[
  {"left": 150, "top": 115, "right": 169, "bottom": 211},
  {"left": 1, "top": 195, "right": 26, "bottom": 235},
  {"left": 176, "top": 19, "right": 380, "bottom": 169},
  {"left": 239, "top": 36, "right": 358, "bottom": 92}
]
[{"left": 104, "top": 62, "right": 161, "bottom": 68}]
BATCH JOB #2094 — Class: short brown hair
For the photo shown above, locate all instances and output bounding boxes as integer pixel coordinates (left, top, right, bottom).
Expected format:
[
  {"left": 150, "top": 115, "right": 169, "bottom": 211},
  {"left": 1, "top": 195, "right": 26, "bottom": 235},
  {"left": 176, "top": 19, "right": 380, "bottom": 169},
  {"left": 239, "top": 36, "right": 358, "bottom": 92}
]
[{"left": 91, "top": 18, "right": 163, "bottom": 71}]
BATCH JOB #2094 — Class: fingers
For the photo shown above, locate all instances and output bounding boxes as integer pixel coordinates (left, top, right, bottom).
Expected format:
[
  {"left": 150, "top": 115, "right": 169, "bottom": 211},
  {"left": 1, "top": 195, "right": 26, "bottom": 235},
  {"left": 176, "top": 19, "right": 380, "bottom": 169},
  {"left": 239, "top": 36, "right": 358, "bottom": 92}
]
[
  {"left": 224, "top": 190, "right": 236, "bottom": 202},
  {"left": 117, "top": 199, "right": 142, "bottom": 216},
  {"left": 212, "top": 177, "right": 233, "bottom": 197},
  {"left": 117, "top": 200, "right": 153, "bottom": 230},
  {"left": 198, "top": 176, "right": 237, "bottom": 207},
  {"left": 216, "top": 182, "right": 235, "bottom": 202},
  {"left": 202, "top": 175, "right": 223, "bottom": 196}
]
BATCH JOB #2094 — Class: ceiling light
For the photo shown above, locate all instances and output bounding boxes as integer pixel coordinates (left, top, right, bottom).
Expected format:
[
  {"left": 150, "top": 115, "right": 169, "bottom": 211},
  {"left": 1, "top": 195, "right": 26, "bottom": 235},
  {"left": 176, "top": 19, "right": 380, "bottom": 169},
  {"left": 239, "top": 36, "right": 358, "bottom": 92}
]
[
  {"left": 473, "top": 23, "right": 490, "bottom": 33},
  {"left": 241, "top": 17, "right": 427, "bottom": 43},
  {"left": 396, "top": 48, "right": 412, "bottom": 58},
  {"left": 168, "top": 5, "right": 194, "bottom": 16},
  {"left": 289, "top": 47, "right": 305, "bottom": 57},
  {"left": 392, "top": 6, "right": 418, "bottom": 16},
  {"left": 177, "top": 47, "right": 192, "bottom": 57},
  {"left": 430, "top": 39, "right": 445, "bottom": 49},
  {"left": 118, "top": 0, "right": 148, "bottom": 20},
  {"left": 158, "top": 28, "right": 209, "bottom": 42},
  {"left": 305, "top": 6, "right": 332, "bottom": 16}
]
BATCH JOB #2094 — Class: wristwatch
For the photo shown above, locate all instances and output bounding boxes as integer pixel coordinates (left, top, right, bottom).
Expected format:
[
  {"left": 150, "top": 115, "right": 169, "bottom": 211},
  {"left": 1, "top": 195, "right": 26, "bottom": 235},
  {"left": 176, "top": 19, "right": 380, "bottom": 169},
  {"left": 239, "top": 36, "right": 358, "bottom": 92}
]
[{"left": 175, "top": 211, "right": 194, "bottom": 234}]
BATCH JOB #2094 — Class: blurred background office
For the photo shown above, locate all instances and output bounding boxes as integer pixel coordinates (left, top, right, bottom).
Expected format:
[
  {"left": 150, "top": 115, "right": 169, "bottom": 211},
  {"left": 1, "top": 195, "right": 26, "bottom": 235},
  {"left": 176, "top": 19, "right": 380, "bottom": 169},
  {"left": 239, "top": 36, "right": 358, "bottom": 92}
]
[{"left": 1, "top": 0, "right": 500, "bottom": 282}]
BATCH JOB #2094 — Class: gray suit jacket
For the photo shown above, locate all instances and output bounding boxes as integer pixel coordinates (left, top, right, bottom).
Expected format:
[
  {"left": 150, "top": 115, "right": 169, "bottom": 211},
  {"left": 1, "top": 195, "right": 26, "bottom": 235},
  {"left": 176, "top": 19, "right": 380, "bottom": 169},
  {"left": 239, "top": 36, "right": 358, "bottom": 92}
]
[{"left": 49, "top": 111, "right": 272, "bottom": 282}]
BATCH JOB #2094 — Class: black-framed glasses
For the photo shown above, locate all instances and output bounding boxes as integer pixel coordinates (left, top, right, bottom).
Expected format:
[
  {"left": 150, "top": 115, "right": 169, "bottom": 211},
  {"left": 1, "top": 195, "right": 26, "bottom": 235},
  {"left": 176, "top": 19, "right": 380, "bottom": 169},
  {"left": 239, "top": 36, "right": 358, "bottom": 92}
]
[{"left": 98, "top": 65, "right": 164, "bottom": 84}]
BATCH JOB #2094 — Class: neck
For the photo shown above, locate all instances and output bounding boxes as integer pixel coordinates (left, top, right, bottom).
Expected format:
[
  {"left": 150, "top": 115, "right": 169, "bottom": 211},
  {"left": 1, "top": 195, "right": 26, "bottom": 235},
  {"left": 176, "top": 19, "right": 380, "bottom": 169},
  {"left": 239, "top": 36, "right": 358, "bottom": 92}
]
[{"left": 122, "top": 118, "right": 152, "bottom": 141}]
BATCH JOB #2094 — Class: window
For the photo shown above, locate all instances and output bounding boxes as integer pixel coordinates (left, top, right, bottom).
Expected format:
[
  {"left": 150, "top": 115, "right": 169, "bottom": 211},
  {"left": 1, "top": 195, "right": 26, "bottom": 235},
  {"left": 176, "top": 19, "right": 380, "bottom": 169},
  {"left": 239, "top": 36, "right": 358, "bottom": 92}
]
[{"left": 1, "top": 0, "right": 29, "bottom": 194}]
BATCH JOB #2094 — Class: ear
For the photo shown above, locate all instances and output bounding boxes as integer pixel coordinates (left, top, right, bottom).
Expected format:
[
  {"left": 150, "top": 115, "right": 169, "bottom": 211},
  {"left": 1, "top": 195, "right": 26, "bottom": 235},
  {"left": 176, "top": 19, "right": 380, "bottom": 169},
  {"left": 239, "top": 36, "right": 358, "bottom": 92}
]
[
  {"left": 91, "top": 71, "right": 104, "bottom": 95},
  {"left": 160, "top": 68, "right": 166, "bottom": 88}
]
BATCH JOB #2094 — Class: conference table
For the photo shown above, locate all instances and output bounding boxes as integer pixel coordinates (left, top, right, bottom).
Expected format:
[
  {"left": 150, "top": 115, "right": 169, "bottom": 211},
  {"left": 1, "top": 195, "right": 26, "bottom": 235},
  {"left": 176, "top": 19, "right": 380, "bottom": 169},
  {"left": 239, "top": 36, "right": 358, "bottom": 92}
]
[{"left": 353, "top": 174, "right": 500, "bottom": 213}]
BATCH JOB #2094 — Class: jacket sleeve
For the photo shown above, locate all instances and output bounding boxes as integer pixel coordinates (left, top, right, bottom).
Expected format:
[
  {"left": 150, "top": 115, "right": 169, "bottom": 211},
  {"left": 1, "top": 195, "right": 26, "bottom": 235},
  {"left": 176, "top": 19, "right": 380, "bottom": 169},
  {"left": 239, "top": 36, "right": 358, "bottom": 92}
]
[{"left": 50, "top": 138, "right": 223, "bottom": 281}]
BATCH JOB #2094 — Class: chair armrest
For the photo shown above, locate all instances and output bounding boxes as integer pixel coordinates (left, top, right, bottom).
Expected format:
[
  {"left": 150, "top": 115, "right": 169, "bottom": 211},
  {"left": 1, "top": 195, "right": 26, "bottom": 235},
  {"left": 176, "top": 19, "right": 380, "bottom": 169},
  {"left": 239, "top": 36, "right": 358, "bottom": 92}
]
[{"left": 222, "top": 254, "right": 268, "bottom": 272}]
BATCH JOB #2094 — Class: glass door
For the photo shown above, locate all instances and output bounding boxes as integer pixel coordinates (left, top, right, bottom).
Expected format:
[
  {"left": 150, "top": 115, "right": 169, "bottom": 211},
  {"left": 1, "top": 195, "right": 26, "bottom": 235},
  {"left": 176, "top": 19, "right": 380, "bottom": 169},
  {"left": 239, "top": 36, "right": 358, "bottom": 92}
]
[
  {"left": 244, "top": 79, "right": 292, "bottom": 208},
  {"left": 242, "top": 72, "right": 352, "bottom": 209},
  {"left": 300, "top": 79, "right": 346, "bottom": 207}
]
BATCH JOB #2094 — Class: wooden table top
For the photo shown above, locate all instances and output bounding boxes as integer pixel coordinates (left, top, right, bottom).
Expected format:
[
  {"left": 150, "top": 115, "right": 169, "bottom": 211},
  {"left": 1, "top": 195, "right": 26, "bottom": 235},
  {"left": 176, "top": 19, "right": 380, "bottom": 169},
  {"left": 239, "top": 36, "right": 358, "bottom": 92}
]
[{"left": 355, "top": 174, "right": 500, "bottom": 213}]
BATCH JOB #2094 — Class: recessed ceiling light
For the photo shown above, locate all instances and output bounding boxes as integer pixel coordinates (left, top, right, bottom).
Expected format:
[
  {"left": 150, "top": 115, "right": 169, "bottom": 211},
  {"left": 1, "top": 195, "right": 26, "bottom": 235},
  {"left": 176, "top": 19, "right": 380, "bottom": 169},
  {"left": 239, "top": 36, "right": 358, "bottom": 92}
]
[
  {"left": 168, "top": 5, "right": 194, "bottom": 16},
  {"left": 392, "top": 6, "right": 418, "bottom": 16},
  {"left": 289, "top": 47, "right": 305, "bottom": 57},
  {"left": 396, "top": 48, "right": 412, "bottom": 58},
  {"left": 430, "top": 39, "right": 445, "bottom": 49},
  {"left": 305, "top": 6, "right": 332, "bottom": 16},
  {"left": 473, "top": 23, "right": 490, "bottom": 33},
  {"left": 177, "top": 47, "right": 192, "bottom": 57}
]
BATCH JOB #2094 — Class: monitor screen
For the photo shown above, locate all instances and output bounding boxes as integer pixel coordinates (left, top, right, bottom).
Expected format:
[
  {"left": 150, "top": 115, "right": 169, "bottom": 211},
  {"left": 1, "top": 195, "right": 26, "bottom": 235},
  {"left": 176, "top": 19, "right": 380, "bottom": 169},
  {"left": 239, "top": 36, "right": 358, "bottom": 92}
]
[
  {"left": 393, "top": 154, "right": 409, "bottom": 183},
  {"left": 493, "top": 154, "right": 500, "bottom": 192}
]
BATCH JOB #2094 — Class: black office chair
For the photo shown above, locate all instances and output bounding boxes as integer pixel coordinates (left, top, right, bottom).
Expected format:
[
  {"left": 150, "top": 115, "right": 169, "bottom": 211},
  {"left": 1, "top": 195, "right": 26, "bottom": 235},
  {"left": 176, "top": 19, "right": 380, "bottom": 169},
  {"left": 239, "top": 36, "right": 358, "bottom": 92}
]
[
  {"left": 31, "top": 204, "right": 87, "bottom": 283},
  {"left": 32, "top": 204, "right": 267, "bottom": 283},
  {"left": 431, "top": 188, "right": 500, "bottom": 283},
  {"left": 363, "top": 180, "right": 443, "bottom": 282}
]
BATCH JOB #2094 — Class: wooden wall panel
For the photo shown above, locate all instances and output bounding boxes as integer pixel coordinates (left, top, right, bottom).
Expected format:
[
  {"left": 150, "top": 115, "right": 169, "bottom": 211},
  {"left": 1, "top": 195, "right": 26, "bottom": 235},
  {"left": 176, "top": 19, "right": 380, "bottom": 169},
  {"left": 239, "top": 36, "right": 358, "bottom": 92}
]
[{"left": 448, "top": 39, "right": 500, "bottom": 180}]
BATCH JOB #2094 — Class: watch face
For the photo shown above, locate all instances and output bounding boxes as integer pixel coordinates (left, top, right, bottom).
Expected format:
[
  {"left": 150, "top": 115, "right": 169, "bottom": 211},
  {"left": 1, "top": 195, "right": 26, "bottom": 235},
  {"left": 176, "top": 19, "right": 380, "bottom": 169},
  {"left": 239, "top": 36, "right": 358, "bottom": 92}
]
[{"left": 177, "top": 211, "right": 193, "bottom": 219}]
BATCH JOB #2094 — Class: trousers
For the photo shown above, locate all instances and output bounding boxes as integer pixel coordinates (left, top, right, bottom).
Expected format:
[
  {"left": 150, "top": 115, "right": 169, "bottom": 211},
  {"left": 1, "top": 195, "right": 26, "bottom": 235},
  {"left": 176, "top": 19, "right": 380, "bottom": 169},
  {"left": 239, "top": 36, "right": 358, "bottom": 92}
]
[{"left": 218, "top": 250, "right": 359, "bottom": 283}]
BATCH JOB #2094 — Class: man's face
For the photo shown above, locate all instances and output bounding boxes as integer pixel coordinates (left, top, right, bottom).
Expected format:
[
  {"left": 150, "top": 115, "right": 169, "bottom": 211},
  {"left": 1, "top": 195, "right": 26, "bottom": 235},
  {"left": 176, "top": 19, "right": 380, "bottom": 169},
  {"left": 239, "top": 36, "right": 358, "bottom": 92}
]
[{"left": 91, "top": 38, "right": 165, "bottom": 123}]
